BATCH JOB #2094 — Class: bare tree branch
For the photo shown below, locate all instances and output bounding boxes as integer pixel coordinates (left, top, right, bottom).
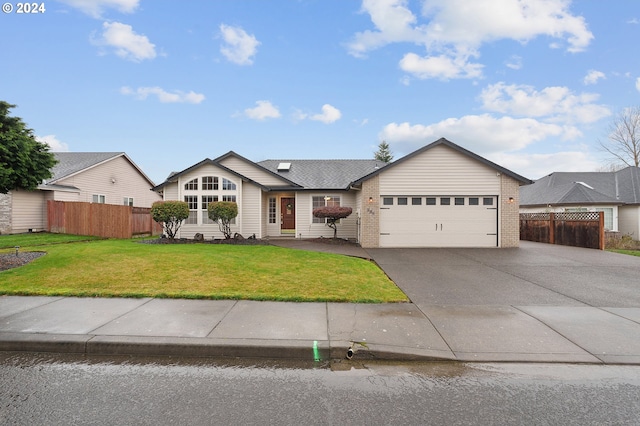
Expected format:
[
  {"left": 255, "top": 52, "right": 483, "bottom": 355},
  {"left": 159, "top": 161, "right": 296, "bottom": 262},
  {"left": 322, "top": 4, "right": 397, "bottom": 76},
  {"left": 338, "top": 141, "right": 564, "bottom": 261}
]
[{"left": 599, "top": 106, "right": 640, "bottom": 167}]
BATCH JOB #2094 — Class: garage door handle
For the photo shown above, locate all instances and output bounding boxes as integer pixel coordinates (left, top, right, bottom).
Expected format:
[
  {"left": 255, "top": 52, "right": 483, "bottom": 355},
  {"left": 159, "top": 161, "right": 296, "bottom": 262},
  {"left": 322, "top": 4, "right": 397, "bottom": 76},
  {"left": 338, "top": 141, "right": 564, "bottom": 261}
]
[{"left": 435, "top": 223, "right": 443, "bottom": 231}]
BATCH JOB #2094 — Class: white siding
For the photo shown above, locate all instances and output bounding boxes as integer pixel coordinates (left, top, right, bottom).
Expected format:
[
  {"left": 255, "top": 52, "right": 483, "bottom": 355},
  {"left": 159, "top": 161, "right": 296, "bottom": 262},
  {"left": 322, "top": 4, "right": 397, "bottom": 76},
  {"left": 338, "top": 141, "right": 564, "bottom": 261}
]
[
  {"left": 55, "top": 155, "right": 161, "bottom": 207},
  {"left": 618, "top": 205, "right": 640, "bottom": 238},
  {"left": 241, "top": 183, "right": 262, "bottom": 238},
  {"left": 379, "top": 144, "right": 501, "bottom": 195},
  {"left": 296, "top": 191, "right": 358, "bottom": 239},
  {"left": 162, "top": 183, "right": 178, "bottom": 201},
  {"left": 11, "top": 190, "right": 46, "bottom": 233},
  {"left": 51, "top": 190, "right": 79, "bottom": 202},
  {"left": 219, "top": 156, "right": 286, "bottom": 186}
]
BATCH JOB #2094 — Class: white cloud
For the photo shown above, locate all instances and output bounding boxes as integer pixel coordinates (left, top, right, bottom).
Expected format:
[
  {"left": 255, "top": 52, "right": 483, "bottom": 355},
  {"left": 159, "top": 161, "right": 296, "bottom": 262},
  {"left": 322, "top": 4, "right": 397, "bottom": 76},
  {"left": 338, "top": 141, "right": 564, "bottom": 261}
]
[
  {"left": 380, "top": 114, "right": 570, "bottom": 155},
  {"left": 295, "top": 104, "right": 342, "bottom": 124},
  {"left": 399, "top": 52, "right": 483, "bottom": 80},
  {"left": 58, "top": 0, "right": 139, "bottom": 18},
  {"left": 94, "top": 21, "right": 156, "bottom": 62},
  {"left": 243, "top": 100, "right": 281, "bottom": 120},
  {"left": 120, "top": 86, "right": 205, "bottom": 104},
  {"left": 348, "top": 0, "right": 593, "bottom": 79},
  {"left": 310, "top": 104, "right": 342, "bottom": 124},
  {"left": 220, "top": 24, "right": 260, "bottom": 65},
  {"left": 488, "top": 150, "right": 601, "bottom": 180},
  {"left": 420, "top": 0, "right": 593, "bottom": 53},
  {"left": 505, "top": 55, "right": 522, "bottom": 70},
  {"left": 479, "top": 82, "right": 611, "bottom": 124},
  {"left": 636, "top": 77, "right": 640, "bottom": 92},
  {"left": 36, "top": 135, "right": 69, "bottom": 152},
  {"left": 584, "top": 70, "right": 605, "bottom": 85}
]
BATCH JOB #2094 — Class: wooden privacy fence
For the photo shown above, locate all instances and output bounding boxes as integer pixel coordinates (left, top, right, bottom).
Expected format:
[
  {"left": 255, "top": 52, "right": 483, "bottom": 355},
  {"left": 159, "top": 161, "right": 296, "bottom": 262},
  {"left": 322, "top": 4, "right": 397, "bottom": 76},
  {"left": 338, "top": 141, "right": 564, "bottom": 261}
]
[
  {"left": 520, "top": 211, "right": 605, "bottom": 250},
  {"left": 47, "top": 200, "right": 162, "bottom": 239}
]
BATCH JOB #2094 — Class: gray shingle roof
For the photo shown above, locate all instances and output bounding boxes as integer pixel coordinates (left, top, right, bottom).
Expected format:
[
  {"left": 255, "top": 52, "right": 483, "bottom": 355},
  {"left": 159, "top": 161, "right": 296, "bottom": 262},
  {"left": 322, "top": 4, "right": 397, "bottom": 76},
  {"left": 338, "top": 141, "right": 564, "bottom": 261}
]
[
  {"left": 48, "top": 152, "right": 124, "bottom": 184},
  {"left": 521, "top": 167, "right": 640, "bottom": 206},
  {"left": 257, "top": 159, "right": 387, "bottom": 189}
]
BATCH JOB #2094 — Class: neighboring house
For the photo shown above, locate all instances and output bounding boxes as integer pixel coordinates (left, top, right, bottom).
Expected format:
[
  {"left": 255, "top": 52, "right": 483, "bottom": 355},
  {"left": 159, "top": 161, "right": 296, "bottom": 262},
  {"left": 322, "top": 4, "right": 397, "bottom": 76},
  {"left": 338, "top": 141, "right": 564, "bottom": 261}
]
[
  {"left": 153, "top": 138, "right": 531, "bottom": 248},
  {"left": 520, "top": 167, "right": 640, "bottom": 236},
  {"left": 0, "top": 152, "right": 161, "bottom": 234}
]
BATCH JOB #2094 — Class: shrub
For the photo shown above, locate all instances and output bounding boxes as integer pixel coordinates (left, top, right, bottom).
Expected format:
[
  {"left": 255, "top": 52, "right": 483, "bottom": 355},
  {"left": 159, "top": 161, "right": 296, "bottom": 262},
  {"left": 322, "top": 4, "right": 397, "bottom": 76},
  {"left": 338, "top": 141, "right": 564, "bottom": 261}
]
[
  {"left": 208, "top": 201, "right": 238, "bottom": 239},
  {"left": 151, "top": 201, "right": 189, "bottom": 240},
  {"left": 312, "top": 206, "right": 353, "bottom": 239}
]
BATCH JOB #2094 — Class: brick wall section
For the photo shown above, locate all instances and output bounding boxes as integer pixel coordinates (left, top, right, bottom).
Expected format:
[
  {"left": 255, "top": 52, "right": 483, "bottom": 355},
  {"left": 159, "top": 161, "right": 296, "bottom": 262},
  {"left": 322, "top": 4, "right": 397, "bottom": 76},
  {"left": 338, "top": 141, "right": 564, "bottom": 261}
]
[
  {"left": 359, "top": 175, "right": 380, "bottom": 248},
  {"left": 500, "top": 174, "right": 520, "bottom": 248},
  {"left": 0, "top": 193, "right": 11, "bottom": 234}
]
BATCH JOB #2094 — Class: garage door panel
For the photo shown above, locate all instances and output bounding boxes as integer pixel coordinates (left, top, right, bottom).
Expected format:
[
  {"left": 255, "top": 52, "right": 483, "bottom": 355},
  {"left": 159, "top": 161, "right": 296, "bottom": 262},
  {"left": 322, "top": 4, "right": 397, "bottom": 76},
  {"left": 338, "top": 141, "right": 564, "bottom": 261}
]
[{"left": 379, "top": 196, "right": 497, "bottom": 248}]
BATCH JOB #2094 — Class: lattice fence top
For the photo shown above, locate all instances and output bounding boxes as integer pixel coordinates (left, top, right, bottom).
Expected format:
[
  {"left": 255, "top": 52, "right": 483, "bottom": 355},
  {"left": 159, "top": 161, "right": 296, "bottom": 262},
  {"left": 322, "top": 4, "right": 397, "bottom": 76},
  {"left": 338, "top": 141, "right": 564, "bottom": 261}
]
[
  {"left": 520, "top": 213, "right": 550, "bottom": 220},
  {"left": 520, "top": 212, "right": 601, "bottom": 221},
  {"left": 554, "top": 212, "right": 601, "bottom": 221}
]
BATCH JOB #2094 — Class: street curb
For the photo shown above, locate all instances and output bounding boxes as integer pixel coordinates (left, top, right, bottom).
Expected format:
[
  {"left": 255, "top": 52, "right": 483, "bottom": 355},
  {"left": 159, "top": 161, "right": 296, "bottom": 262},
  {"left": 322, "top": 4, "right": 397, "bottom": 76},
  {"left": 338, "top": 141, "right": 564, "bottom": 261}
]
[{"left": 0, "top": 333, "right": 455, "bottom": 362}]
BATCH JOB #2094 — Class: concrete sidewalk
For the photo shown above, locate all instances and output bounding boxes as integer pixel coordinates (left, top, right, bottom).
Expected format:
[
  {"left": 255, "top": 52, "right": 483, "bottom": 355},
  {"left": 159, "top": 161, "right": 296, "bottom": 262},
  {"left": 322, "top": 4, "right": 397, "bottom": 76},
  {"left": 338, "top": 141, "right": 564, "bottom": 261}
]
[{"left": 2, "top": 295, "right": 640, "bottom": 364}]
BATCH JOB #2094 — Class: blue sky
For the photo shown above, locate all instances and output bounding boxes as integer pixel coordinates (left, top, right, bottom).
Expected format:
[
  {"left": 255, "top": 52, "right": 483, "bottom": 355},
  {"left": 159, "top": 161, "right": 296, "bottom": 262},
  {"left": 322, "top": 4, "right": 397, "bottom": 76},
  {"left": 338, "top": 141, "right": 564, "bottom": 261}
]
[{"left": 2, "top": 0, "right": 639, "bottom": 183}]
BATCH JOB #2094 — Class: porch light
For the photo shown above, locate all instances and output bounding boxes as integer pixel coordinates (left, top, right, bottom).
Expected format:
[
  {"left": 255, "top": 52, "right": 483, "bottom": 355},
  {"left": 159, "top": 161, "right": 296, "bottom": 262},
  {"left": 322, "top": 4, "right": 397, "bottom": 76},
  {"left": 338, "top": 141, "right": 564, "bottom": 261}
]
[
  {"left": 507, "top": 197, "right": 515, "bottom": 204},
  {"left": 368, "top": 197, "right": 373, "bottom": 203}
]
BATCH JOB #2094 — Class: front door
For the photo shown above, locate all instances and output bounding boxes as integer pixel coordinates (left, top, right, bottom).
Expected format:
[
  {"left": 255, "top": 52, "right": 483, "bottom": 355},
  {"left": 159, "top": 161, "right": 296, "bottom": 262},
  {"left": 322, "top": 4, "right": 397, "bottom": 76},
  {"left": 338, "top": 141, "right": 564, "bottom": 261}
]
[{"left": 281, "top": 197, "right": 295, "bottom": 232}]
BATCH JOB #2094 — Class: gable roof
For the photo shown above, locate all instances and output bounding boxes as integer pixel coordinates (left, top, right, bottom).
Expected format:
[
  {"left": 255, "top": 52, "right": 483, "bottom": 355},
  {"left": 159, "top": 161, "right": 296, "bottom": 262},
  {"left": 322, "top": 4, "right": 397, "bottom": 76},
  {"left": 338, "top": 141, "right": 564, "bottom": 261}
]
[
  {"left": 521, "top": 166, "right": 640, "bottom": 206},
  {"left": 214, "top": 151, "right": 301, "bottom": 189},
  {"left": 153, "top": 151, "right": 385, "bottom": 191},
  {"left": 352, "top": 138, "right": 532, "bottom": 185},
  {"left": 152, "top": 138, "right": 532, "bottom": 192},
  {"left": 152, "top": 151, "right": 299, "bottom": 192},
  {"left": 258, "top": 159, "right": 385, "bottom": 189},
  {"left": 45, "top": 152, "right": 156, "bottom": 187}
]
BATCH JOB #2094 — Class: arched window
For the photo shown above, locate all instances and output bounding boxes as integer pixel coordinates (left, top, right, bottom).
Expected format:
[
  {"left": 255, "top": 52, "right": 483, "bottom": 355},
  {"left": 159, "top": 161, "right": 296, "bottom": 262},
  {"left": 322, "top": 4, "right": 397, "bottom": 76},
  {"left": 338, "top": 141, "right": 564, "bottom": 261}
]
[
  {"left": 184, "top": 178, "right": 198, "bottom": 190},
  {"left": 222, "top": 178, "right": 236, "bottom": 191}
]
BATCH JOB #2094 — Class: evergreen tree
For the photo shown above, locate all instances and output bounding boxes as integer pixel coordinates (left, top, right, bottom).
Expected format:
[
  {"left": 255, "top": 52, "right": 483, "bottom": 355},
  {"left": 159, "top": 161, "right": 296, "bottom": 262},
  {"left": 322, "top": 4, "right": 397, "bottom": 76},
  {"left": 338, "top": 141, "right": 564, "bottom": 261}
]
[
  {"left": 0, "top": 101, "right": 57, "bottom": 193},
  {"left": 374, "top": 141, "right": 394, "bottom": 163}
]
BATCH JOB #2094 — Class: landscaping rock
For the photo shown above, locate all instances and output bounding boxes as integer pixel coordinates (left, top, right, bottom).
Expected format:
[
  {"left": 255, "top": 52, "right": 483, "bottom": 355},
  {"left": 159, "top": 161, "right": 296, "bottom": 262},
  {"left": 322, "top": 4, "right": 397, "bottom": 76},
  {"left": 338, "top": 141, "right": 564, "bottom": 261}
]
[{"left": 0, "top": 251, "right": 46, "bottom": 271}]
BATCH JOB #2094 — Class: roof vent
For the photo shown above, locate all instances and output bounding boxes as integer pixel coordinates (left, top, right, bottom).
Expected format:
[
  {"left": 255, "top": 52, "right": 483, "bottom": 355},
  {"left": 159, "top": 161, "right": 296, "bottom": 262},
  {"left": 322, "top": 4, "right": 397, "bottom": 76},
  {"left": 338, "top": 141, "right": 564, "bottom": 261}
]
[{"left": 277, "top": 162, "right": 291, "bottom": 172}]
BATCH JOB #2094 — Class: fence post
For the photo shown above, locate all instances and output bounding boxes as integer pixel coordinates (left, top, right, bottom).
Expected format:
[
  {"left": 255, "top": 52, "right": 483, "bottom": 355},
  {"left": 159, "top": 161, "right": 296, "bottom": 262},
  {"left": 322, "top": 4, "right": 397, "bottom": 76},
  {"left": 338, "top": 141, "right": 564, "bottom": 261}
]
[
  {"left": 549, "top": 212, "right": 555, "bottom": 245},
  {"left": 598, "top": 211, "right": 605, "bottom": 250}
]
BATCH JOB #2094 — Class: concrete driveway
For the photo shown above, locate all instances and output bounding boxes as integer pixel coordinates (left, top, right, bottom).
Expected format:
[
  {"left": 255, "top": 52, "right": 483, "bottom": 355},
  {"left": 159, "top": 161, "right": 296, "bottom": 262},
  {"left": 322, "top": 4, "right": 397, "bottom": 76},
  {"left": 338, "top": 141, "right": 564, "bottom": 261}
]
[
  {"left": 367, "top": 241, "right": 640, "bottom": 307},
  {"left": 367, "top": 241, "right": 640, "bottom": 363}
]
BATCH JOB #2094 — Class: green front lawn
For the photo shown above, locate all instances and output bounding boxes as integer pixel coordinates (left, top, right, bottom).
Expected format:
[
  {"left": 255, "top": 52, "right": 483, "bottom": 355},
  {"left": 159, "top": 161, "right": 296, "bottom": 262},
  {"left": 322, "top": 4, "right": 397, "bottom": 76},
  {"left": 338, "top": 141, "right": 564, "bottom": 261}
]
[
  {"left": 609, "top": 249, "right": 640, "bottom": 257},
  {"left": 0, "top": 232, "right": 101, "bottom": 248},
  {"left": 0, "top": 237, "right": 407, "bottom": 303}
]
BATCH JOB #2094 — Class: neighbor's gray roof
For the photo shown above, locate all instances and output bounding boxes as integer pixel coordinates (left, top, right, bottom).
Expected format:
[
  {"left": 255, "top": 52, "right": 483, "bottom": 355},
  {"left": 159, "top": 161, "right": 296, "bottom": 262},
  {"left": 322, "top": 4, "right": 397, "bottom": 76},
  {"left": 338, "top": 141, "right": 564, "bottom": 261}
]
[
  {"left": 521, "top": 167, "right": 640, "bottom": 206},
  {"left": 257, "top": 159, "right": 387, "bottom": 189},
  {"left": 47, "top": 152, "right": 124, "bottom": 184}
]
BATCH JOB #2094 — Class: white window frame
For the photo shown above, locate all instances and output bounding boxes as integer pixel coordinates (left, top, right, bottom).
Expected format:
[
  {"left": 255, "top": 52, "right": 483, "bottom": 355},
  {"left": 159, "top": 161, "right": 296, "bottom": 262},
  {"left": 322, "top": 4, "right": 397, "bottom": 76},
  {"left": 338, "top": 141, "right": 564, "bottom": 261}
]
[
  {"left": 92, "top": 194, "right": 106, "bottom": 204},
  {"left": 184, "top": 195, "right": 198, "bottom": 224},
  {"left": 123, "top": 197, "right": 134, "bottom": 207},
  {"left": 312, "top": 195, "right": 341, "bottom": 224}
]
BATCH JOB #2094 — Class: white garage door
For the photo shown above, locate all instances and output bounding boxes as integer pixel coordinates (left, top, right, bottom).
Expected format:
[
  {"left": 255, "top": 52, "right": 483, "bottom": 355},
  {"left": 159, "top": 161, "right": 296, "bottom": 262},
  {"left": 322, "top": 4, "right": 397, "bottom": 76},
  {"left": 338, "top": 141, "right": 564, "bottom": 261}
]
[{"left": 379, "top": 196, "right": 498, "bottom": 247}]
